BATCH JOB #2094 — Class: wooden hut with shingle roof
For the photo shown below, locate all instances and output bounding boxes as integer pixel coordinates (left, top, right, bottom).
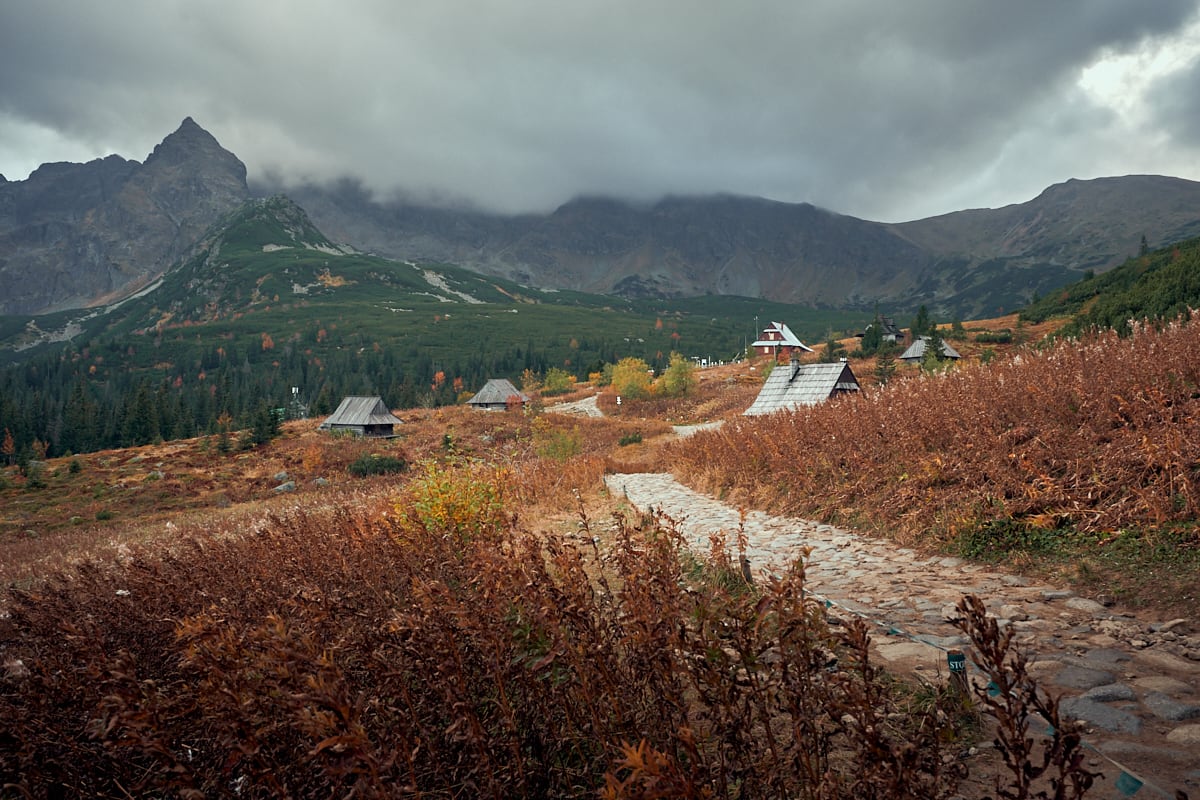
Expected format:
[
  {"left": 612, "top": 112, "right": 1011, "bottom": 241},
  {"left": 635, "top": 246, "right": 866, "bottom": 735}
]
[
  {"left": 898, "top": 336, "right": 961, "bottom": 363},
  {"left": 318, "top": 396, "right": 402, "bottom": 436},
  {"left": 744, "top": 359, "right": 860, "bottom": 416},
  {"left": 467, "top": 378, "right": 529, "bottom": 411}
]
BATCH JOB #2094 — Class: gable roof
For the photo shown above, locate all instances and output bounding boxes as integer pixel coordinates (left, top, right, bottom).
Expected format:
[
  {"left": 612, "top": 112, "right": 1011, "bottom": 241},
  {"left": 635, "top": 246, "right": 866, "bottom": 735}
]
[
  {"left": 318, "top": 396, "right": 402, "bottom": 428},
  {"left": 467, "top": 378, "right": 529, "bottom": 406},
  {"left": 898, "top": 336, "right": 961, "bottom": 361},
  {"left": 744, "top": 361, "right": 860, "bottom": 415},
  {"left": 866, "top": 317, "right": 903, "bottom": 337},
  {"left": 751, "top": 321, "right": 814, "bottom": 352}
]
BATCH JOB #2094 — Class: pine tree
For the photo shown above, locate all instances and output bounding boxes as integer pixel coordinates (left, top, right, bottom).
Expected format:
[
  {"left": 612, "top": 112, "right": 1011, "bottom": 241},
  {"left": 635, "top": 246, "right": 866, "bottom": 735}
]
[
  {"left": 819, "top": 337, "right": 847, "bottom": 363},
  {"left": 927, "top": 326, "right": 947, "bottom": 363},
  {"left": 910, "top": 305, "right": 932, "bottom": 339},
  {"left": 249, "top": 402, "right": 280, "bottom": 447},
  {"left": 62, "top": 380, "right": 99, "bottom": 455},
  {"left": 860, "top": 305, "right": 884, "bottom": 356},
  {"left": 873, "top": 346, "right": 897, "bottom": 385},
  {"left": 122, "top": 383, "right": 160, "bottom": 446}
]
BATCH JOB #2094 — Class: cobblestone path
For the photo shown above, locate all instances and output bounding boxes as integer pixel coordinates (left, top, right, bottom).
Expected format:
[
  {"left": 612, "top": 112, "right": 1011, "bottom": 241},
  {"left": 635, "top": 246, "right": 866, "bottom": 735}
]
[{"left": 605, "top": 472, "right": 1200, "bottom": 794}]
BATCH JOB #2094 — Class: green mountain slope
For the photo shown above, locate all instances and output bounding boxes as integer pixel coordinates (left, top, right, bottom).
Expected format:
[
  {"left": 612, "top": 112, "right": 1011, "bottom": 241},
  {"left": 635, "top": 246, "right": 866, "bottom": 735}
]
[
  {"left": 1020, "top": 233, "right": 1200, "bottom": 335},
  {"left": 67, "top": 196, "right": 859, "bottom": 370},
  {"left": 0, "top": 196, "right": 866, "bottom": 458}
]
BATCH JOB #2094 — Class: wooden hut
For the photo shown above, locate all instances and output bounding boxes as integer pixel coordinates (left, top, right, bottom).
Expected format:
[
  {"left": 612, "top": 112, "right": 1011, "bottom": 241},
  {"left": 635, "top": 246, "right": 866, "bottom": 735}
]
[
  {"left": 898, "top": 336, "right": 961, "bottom": 363},
  {"left": 751, "top": 321, "right": 815, "bottom": 359},
  {"left": 467, "top": 379, "right": 529, "bottom": 411},
  {"left": 744, "top": 359, "right": 860, "bottom": 416},
  {"left": 318, "top": 396, "right": 402, "bottom": 436}
]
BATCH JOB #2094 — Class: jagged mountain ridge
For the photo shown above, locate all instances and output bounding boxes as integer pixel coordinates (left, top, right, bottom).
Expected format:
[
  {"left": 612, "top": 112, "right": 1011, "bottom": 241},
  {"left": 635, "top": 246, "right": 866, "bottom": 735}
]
[
  {"left": 0, "top": 118, "right": 250, "bottom": 315},
  {"left": 274, "top": 174, "right": 1200, "bottom": 317},
  {"left": 4, "top": 117, "right": 1200, "bottom": 318}
]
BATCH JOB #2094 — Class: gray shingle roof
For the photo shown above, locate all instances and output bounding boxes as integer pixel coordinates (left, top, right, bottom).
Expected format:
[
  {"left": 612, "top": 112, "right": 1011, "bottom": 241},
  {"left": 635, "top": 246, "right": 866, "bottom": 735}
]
[
  {"left": 467, "top": 378, "right": 529, "bottom": 406},
  {"left": 318, "top": 396, "right": 402, "bottom": 428},
  {"left": 744, "top": 361, "right": 860, "bottom": 415},
  {"left": 898, "top": 336, "right": 961, "bottom": 361}
]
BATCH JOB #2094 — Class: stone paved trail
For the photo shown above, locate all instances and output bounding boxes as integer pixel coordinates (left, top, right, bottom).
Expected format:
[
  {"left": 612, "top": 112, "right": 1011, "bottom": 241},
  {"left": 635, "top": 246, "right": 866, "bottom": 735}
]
[
  {"left": 605, "top": 472, "right": 1200, "bottom": 795},
  {"left": 545, "top": 394, "right": 602, "bottom": 417}
]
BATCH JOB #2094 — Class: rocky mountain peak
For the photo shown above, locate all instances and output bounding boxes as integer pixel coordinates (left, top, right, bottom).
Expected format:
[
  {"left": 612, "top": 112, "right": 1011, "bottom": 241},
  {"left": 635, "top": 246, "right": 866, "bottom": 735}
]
[
  {"left": 142, "top": 117, "right": 247, "bottom": 184},
  {"left": 0, "top": 118, "right": 251, "bottom": 315}
]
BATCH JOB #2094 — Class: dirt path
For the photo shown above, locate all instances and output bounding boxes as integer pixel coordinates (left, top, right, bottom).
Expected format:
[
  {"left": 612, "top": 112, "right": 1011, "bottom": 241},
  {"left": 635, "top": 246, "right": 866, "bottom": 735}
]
[{"left": 605, "top": 471, "right": 1200, "bottom": 795}]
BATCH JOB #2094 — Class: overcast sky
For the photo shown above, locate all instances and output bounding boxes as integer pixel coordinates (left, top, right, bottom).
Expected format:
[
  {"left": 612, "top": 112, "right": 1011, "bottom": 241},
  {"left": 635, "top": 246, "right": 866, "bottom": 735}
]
[{"left": 3, "top": 1, "right": 1200, "bottom": 222}]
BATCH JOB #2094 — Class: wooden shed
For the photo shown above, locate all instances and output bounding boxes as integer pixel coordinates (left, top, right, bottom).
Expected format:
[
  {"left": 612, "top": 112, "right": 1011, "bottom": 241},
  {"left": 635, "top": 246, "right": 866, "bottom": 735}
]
[
  {"left": 318, "top": 396, "right": 402, "bottom": 436},
  {"left": 467, "top": 379, "right": 529, "bottom": 411},
  {"left": 744, "top": 359, "right": 860, "bottom": 416},
  {"left": 898, "top": 336, "right": 962, "bottom": 363}
]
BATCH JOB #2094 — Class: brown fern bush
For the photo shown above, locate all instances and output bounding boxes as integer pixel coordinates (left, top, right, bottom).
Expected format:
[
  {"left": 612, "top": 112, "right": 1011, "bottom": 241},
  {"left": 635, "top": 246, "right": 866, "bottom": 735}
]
[
  {"left": 669, "top": 316, "right": 1200, "bottom": 547},
  {"left": 0, "top": 461, "right": 1105, "bottom": 799},
  {"left": 508, "top": 452, "right": 609, "bottom": 510},
  {"left": 398, "top": 404, "right": 669, "bottom": 463},
  {"left": 596, "top": 379, "right": 761, "bottom": 423}
]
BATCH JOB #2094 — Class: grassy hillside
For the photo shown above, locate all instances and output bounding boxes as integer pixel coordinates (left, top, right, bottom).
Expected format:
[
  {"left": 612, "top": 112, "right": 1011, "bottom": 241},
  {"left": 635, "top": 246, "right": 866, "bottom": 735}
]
[
  {"left": 5, "top": 196, "right": 868, "bottom": 364},
  {"left": 1020, "top": 233, "right": 1200, "bottom": 334},
  {"left": 0, "top": 197, "right": 868, "bottom": 460}
]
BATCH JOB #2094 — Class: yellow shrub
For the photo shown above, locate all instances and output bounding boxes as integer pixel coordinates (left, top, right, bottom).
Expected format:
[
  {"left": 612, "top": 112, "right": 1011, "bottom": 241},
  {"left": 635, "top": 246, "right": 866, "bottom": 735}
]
[{"left": 391, "top": 462, "right": 509, "bottom": 546}]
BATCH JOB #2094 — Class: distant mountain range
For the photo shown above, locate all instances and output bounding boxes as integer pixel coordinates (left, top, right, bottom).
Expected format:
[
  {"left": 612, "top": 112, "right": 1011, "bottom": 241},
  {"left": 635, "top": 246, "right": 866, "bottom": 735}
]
[
  {"left": 3, "top": 118, "right": 1200, "bottom": 318},
  {"left": 279, "top": 175, "right": 1200, "bottom": 318}
]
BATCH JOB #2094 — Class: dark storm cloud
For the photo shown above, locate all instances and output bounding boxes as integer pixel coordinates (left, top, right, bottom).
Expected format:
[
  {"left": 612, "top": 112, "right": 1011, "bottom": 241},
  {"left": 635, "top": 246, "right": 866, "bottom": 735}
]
[
  {"left": 2, "top": 1, "right": 1199, "bottom": 221},
  {"left": 1148, "top": 52, "right": 1200, "bottom": 147}
]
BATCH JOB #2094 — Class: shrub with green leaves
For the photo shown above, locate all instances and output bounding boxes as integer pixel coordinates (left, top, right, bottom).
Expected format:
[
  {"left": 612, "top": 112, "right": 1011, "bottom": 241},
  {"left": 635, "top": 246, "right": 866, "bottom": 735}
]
[
  {"left": 654, "top": 352, "right": 696, "bottom": 398},
  {"left": 391, "top": 462, "right": 508, "bottom": 545},
  {"left": 533, "top": 419, "right": 582, "bottom": 461},
  {"left": 347, "top": 453, "right": 408, "bottom": 477},
  {"left": 541, "top": 367, "right": 576, "bottom": 396}
]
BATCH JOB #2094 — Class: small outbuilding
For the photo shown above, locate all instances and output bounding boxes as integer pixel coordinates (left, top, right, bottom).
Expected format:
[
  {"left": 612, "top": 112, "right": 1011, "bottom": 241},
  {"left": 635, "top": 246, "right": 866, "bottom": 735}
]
[
  {"left": 318, "top": 395, "right": 402, "bottom": 436},
  {"left": 744, "top": 359, "right": 860, "bottom": 416},
  {"left": 467, "top": 378, "right": 529, "bottom": 411},
  {"left": 898, "top": 336, "right": 961, "bottom": 363}
]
